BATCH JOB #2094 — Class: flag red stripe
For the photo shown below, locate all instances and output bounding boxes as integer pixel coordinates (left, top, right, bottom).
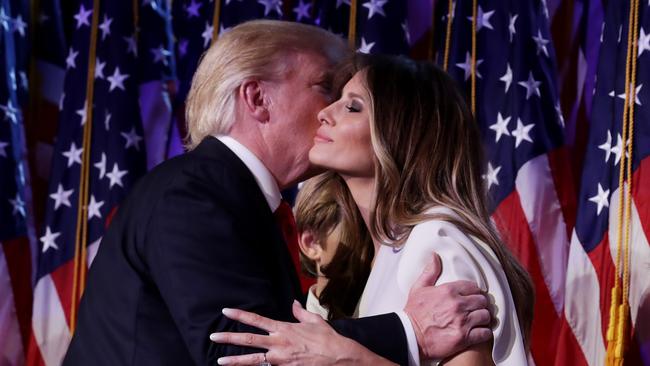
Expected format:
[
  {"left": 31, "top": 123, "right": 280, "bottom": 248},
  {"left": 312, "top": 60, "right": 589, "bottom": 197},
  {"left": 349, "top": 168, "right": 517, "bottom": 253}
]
[
  {"left": 3, "top": 237, "right": 33, "bottom": 353},
  {"left": 49, "top": 259, "right": 76, "bottom": 328},
  {"left": 632, "top": 156, "right": 650, "bottom": 246},
  {"left": 492, "top": 190, "right": 578, "bottom": 365},
  {"left": 26, "top": 331, "right": 46, "bottom": 366}
]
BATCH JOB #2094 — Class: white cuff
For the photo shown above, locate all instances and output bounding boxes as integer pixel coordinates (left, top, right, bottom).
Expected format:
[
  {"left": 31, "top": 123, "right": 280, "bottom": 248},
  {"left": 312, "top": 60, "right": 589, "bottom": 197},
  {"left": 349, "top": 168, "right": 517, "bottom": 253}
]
[{"left": 396, "top": 310, "right": 420, "bottom": 366}]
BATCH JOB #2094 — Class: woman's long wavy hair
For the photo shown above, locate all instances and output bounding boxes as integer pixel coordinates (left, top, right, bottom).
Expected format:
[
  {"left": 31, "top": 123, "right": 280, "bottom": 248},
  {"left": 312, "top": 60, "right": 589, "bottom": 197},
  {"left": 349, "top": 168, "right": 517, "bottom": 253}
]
[
  {"left": 335, "top": 54, "right": 535, "bottom": 346},
  {"left": 295, "top": 172, "right": 374, "bottom": 320}
]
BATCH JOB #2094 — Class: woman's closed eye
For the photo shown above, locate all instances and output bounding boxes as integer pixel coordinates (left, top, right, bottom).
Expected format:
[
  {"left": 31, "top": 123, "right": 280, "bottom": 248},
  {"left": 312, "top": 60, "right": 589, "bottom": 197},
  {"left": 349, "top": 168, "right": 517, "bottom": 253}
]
[{"left": 345, "top": 102, "right": 362, "bottom": 113}]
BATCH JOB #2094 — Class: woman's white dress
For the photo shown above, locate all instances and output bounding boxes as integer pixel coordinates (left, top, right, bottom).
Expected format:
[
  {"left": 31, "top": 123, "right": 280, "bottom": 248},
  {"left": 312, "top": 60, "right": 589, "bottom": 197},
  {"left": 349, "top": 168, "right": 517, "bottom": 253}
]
[{"left": 307, "top": 206, "right": 528, "bottom": 365}]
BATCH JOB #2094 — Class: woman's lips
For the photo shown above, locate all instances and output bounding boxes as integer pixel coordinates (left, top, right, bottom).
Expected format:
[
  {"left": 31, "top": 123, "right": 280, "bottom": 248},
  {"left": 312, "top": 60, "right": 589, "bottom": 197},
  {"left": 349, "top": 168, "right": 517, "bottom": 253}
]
[{"left": 314, "top": 132, "right": 333, "bottom": 143}]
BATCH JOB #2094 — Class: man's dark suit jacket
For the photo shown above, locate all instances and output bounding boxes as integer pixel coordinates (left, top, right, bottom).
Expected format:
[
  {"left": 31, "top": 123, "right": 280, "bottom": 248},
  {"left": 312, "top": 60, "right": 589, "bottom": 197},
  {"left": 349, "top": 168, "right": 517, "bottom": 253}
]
[{"left": 63, "top": 137, "right": 408, "bottom": 365}]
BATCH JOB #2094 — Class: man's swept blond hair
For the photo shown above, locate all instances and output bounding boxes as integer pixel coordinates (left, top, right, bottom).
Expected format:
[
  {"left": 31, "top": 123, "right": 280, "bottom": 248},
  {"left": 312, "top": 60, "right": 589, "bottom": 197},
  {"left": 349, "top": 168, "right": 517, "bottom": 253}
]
[{"left": 184, "top": 20, "right": 349, "bottom": 150}]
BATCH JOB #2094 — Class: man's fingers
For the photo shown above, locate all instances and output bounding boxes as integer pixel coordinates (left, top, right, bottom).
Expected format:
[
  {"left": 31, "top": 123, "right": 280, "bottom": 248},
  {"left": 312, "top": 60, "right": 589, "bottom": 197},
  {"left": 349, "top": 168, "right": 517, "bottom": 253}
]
[
  {"left": 209, "top": 332, "right": 272, "bottom": 349},
  {"left": 451, "top": 280, "right": 484, "bottom": 296},
  {"left": 466, "top": 327, "right": 493, "bottom": 346},
  {"left": 217, "top": 352, "right": 266, "bottom": 365},
  {"left": 461, "top": 294, "right": 489, "bottom": 312},
  {"left": 411, "top": 252, "right": 443, "bottom": 290},
  {"left": 465, "top": 308, "right": 491, "bottom": 328},
  {"left": 222, "top": 308, "right": 279, "bottom": 332}
]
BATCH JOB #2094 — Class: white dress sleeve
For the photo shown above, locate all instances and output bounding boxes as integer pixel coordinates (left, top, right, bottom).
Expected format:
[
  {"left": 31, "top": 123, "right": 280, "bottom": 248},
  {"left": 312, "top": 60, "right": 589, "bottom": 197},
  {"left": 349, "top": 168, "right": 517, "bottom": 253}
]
[{"left": 396, "top": 220, "right": 528, "bottom": 365}]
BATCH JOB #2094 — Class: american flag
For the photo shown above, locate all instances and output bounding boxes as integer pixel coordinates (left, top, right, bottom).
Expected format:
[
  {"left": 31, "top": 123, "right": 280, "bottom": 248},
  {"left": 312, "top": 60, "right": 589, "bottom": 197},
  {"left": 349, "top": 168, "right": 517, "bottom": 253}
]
[
  {"left": 1, "top": 0, "right": 36, "bottom": 364},
  {"left": 558, "top": 0, "right": 650, "bottom": 364},
  {"left": 27, "top": 0, "right": 174, "bottom": 364},
  {"left": 432, "top": 0, "right": 577, "bottom": 364}
]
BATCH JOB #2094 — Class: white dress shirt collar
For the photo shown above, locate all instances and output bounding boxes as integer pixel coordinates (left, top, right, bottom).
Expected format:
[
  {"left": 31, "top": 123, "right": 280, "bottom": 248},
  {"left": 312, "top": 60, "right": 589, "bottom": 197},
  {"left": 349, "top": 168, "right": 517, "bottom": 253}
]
[{"left": 215, "top": 135, "right": 282, "bottom": 212}]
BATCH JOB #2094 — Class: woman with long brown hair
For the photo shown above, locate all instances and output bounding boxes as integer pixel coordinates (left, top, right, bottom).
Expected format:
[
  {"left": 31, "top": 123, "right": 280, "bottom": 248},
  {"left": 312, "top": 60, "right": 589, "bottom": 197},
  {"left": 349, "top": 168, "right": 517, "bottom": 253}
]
[{"left": 211, "top": 54, "right": 534, "bottom": 365}]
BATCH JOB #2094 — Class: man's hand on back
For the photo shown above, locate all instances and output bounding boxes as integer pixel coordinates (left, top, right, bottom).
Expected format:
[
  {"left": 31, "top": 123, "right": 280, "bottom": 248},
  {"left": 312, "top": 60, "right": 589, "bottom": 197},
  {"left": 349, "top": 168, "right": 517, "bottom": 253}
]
[{"left": 403, "top": 253, "right": 492, "bottom": 361}]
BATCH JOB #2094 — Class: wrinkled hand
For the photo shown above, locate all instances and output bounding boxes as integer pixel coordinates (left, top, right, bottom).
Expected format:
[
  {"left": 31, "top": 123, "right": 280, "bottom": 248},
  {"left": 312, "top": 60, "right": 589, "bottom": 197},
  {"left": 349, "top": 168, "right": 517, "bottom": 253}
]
[
  {"left": 210, "top": 301, "right": 381, "bottom": 365},
  {"left": 404, "top": 253, "right": 492, "bottom": 361}
]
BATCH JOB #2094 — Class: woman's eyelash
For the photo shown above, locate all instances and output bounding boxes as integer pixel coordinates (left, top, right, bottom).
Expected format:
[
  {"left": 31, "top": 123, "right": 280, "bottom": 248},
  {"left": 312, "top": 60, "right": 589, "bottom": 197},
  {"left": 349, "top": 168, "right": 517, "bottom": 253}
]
[{"left": 345, "top": 104, "right": 360, "bottom": 112}]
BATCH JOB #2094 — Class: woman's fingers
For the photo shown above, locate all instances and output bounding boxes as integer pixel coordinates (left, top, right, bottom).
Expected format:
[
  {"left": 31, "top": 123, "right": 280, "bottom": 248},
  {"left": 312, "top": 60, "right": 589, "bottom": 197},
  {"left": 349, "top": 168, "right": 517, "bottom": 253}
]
[
  {"left": 292, "top": 300, "right": 322, "bottom": 324},
  {"left": 217, "top": 352, "right": 266, "bottom": 365},
  {"left": 209, "top": 332, "right": 272, "bottom": 349},
  {"left": 222, "top": 308, "right": 280, "bottom": 332}
]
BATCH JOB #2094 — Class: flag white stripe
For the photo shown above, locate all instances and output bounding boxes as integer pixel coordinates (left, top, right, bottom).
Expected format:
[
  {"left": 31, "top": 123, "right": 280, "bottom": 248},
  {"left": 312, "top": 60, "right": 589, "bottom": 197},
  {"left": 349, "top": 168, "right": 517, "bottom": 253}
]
[
  {"left": 515, "top": 154, "right": 570, "bottom": 314},
  {"left": 32, "top": 275, "right": 71, "bottom": 366}
]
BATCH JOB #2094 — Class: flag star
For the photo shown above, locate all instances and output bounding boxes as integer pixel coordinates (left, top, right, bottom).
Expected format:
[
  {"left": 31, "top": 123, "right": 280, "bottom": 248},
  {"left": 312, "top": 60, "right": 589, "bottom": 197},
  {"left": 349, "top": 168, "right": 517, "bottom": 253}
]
[
  {"left": 98, "top": 14, "right": 112, "bottom": 40},
  {"left": 0, "top": 140, "right": 8, "bottom": 157},
  {"left": 95, "top": 152, "right": 107, "bottom": 178},
  {"left": 402, "top": 21, "right": 411, "bottom": 45},
  {"left": 106, "top": 163, "right": 128, "bottom": 188},
  {"left": 500, "top": 63, "right": 513, "bottom": 93},
  {"left": 362, "top": 0, "right": 388, "bottom": 20},
  {"left": 616, "top": 84, "right": 643, "bottom": 106},
  {"left": 336, "top": 0, "right": 351, "bottom": 8},
  {"left": 357, "top": 37, "right": 375, "bottom": 54},
  {"left": 73, "top": 4, "right": 93, "bottom": 29},
  {"left": 185, "top": 0, "right": 202, "bottom": 18},
  {"left": 219, "top": 24, "right": 231, "bottom": 35},
  {"left": 541, "top": 0, "right": 549, "bottom": 18},
  {"left": 532, "top": 29, "right": 550, "bottom": 57},
  {"left": 95, "top": 58, "right": 106, "bottom": 79},
  {"left": 17, "top": 163, "right": 24, "bottom": 185},
  {"left": 600, "top": 23, "right": 605, "bottom": 43},
  {"left": 107, "top": 67, "right": 129, "bottom": 92},
  {"left": 121, "top": 127, "right": 144, "bottom": 150},
  {"left": 66, "top": 47, "right": 79, "bottom": 69},
  {"left": 489, "top": 112, "right": 511, "bottom": 142},
  {"left": 143, "top": 0, "right": 159, "bottom": 9},
  {"left": 9, "top": 193, "right": 25, "bottom": 217},
  {"left": 9, "top": 69, "right": 16, "bottom": 90},
  {"left": 258, "top": 0, "right": 283, "bottom": 16},
  {"left": 517, "top": 72, "right": 541, "bottom": 99},
  {"left": 1, "top": 100, "right": 19, "bottom": 123},
  {"left": 12, "top": 14, "right": 27, "bottom": 36},
  {"left": 610, "top": 133, "right": 625, "bottom": 166},
  {"left": 455, "top": 52, "right": 483, "bottom": 81},
  {"left": 40, "top": 226, "right": 61, "bottom": 253},
  {"left": 293, "top": 0, "right": 311, "bottom": 21},
  {"left": 49, "top": 183, "right": 74, "bottom": 210},
  {"left": 19, "top": 71, "right": 27, "bottom": 90},
  {"left": 178, "top": 38, "right": 189, "bottom": 57},
  {"left": 598, "top": 130, "right": 613, "bottom": 163},
  {"left": 201, "top": 22, "right": 213, "bottom": 48},
  {"left": 62, "top": 142, "right": 83, "bottom": 167},
  {"left": 639, "top": 28, "right": 650, "bottom": 57},
  {"left": 511, "top": 118, "right": 534, "bottom": 147},
  {"left": 508, "top": 14, "right": 518, "bottom": 42},
  {"left": 0, "top": 7, "right": 10, "bottom": 30},
  {"left": 467, "top": 6, "right": 494, "bottom": 32},
  {"left": 588, "top": 183, "right": 610, "bottom": 215},
  {"left": 38, "top": 11, "right": 49, "bottom": 24},
  {"left": 87, "top": 195, "right": 105, "bottom": 220},
  {"left": 482, "top": 162, "right": 501, "bottom": 189},
  {"left": 76, "top": 104, "right": 87, "bottom": 125},
  {"left": 124, "top": 35, "right": 138, "bottom": 56},
  {"left": 151, "top": 45, "right": 172, "bottom": 66},
  {"left": 555, "top": 102, "right": 565, "bottom": 127},
  {"left": 104, "top": 112, "right": 111, "bottom": 131}
]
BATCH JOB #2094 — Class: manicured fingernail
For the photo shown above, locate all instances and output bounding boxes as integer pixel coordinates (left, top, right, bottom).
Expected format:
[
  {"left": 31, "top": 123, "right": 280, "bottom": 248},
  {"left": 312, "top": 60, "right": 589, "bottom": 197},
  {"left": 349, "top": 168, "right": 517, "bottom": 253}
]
[
  {"left": 217, "top": 357, "right": 230, "bottom": 365},
  {"left": 222, "top": 308, "right": 235, "bottom": 317},
  {"left": 209, "top": 333, "right": 222, "bottom": 342}
]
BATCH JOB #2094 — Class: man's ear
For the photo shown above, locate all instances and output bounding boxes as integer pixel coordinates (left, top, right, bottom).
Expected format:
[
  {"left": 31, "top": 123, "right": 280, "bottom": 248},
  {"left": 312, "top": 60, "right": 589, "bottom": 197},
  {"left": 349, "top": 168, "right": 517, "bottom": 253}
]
[
  {"left": 298, "top": 231, "right": 323, "bottom": 263},
  {"left": 239, "top": 80, "right": 270, "bottom": 123}
]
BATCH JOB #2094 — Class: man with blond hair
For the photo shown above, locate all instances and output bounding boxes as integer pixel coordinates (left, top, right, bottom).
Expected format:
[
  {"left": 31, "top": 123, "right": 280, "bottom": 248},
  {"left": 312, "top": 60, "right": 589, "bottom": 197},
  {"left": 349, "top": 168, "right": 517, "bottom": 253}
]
[{"left": 64, "top": 20, "right": 491, "bottom": 365}]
